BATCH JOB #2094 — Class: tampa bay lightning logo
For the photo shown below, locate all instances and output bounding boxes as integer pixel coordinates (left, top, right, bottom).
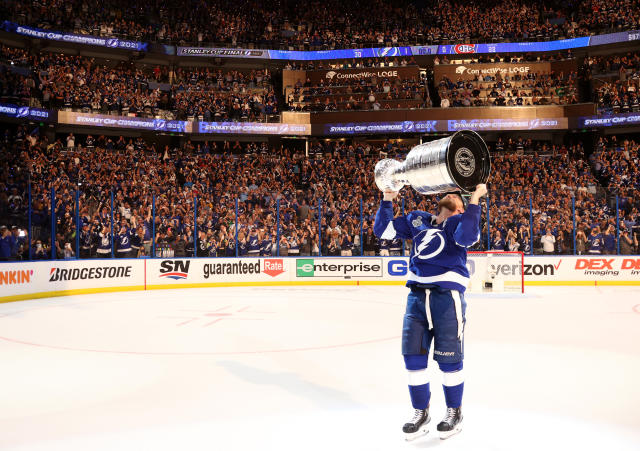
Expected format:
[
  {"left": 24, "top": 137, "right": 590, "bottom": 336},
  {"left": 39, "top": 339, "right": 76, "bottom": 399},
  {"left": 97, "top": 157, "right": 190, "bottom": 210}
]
[
  {"left": 402, "top": 121, "right": 415, "bottom": 133},
  {"left": 16, "top": 107, "right": 29, "bottom": 118},
  {"left": 153, "top": 119, "right": 167, "bottom": 130},
  {"left": 106, "top": 39, "right": 119, "bottom": 48},
  {"left": 376, "top": 47, "right": 399, "bottom": 57},
  {"left": 413, "top": 229, "right": 445, "bottom": 260},
  {"left": 278, "top": 123, "right": 289, "bottom": 134},
  {"left": 528, "top": 119, "right": 540, "bottom": 129}
]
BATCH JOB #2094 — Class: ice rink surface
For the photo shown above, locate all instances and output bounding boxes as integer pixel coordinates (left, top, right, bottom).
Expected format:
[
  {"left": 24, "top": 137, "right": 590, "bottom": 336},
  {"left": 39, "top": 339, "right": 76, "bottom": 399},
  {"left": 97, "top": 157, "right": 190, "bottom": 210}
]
[{"left": 1, "top": 285, "right": 639, "bottom": 451}]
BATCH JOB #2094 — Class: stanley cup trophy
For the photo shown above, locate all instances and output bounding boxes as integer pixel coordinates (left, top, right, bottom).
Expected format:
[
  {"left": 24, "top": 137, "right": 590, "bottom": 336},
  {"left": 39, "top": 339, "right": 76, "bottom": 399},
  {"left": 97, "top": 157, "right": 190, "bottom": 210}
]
[{"left": 374, "top": 130, "right": 490, "bottom": 195}]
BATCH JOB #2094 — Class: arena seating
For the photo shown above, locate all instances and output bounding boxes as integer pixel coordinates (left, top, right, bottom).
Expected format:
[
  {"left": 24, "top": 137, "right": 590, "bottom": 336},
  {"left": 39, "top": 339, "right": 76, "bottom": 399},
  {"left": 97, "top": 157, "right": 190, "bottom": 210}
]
[
  {"left": 2, "top": 0, "right": 639, "bottom": 48},
  {"left": 0, "top": 50, "right": 278, "bottom": 121},
  {"left": 1, "top": 128, "right": 639, "bottom": 260}
]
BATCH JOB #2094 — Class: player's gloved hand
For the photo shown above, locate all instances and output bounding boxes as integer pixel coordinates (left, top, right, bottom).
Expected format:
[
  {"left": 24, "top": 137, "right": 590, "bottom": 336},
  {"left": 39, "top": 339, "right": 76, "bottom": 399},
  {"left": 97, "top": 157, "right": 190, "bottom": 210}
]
[
  {"left": 383, "top": 189, "right": 400, "bottom": 201},
  {"left": 469, "top": 184, "right": 488, "bottom": 205}
]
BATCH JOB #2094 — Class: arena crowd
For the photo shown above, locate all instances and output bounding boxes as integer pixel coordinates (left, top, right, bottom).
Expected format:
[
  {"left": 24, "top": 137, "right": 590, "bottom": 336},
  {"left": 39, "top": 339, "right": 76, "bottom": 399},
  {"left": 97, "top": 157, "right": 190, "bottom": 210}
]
[
  {"left": 2, "top": 0, "right": 638, "bottom": 48},
  {"left": 1, "top": 128, "right": 639, "bottom": 261}
]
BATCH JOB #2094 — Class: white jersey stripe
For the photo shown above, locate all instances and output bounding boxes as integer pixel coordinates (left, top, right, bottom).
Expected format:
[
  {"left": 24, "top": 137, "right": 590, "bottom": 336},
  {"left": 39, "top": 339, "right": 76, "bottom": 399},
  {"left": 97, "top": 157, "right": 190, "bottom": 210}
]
[
  {"left": 451, "top": 290, "right": 464, "bottom": 341},
  {"left": 425, "top": 289, "right": 433, "bottom": 330},
  {"left": 380, "top": 221, "right": 396, "bottom": 240},
  {"left": 407, "top": 270, "right": 470, "bottom": 287}
]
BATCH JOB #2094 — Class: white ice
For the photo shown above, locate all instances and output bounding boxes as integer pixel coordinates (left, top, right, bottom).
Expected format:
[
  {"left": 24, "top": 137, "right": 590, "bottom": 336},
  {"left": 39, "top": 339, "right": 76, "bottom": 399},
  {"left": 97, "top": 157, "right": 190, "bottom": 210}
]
[{"left": 1, "top": 285, "right": 639, "bottom": 451}]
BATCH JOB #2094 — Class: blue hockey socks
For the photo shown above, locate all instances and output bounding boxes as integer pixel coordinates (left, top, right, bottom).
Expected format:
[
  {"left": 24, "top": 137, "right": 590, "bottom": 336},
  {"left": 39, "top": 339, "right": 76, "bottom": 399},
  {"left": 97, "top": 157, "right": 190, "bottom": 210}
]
[
  {"left": 404, "top": 354, "right": 430, "bottom": 409},
  {"left": 439, "top": 361, "right": 464, "bottom": 408}
]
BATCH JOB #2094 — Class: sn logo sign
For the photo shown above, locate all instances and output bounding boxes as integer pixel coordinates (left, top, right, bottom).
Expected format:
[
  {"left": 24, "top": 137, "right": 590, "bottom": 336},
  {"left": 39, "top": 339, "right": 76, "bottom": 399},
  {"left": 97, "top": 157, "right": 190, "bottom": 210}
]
[{"left": 159, "top": 260, "right": 190, "bottom": 280}]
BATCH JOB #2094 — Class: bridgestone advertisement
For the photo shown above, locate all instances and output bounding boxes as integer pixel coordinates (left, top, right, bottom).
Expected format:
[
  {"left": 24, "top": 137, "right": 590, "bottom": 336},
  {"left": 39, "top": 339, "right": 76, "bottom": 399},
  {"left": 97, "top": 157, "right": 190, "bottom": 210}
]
[
  {"left": 0, "top": 260, "right": 144, "bottom": 299},
  {"left": 1, "top": 256, "right": 639, "bottom": 302}
]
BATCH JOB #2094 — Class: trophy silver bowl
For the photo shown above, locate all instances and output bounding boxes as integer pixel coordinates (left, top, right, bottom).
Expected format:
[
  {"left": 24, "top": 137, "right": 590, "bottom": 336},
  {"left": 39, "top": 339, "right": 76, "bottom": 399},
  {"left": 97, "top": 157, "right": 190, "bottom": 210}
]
[{"left": 374, "top": 130, "right": 490, "bottom": 194}]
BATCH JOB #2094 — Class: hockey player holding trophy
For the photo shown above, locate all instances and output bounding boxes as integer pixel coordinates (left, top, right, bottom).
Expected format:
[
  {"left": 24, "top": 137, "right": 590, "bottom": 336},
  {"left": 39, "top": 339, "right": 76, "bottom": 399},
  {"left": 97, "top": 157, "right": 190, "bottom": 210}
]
[{"left": 373, "top": 130, "right": 490, "bottom": 441}]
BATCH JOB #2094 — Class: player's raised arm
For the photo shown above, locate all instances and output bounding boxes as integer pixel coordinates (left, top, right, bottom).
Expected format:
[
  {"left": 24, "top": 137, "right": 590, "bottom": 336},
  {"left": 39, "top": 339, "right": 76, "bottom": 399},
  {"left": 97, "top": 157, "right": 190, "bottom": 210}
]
[
  {"left": 453, "top": 184, "right": 487, "bottom": 247},
  {"left": 374, "top": 190, "right": 412, "bottom": 240}
]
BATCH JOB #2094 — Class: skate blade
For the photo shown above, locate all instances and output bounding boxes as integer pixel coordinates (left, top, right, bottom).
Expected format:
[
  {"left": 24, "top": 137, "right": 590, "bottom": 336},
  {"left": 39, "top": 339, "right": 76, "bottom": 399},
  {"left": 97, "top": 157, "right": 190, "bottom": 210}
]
[
  {"left": 404, "top": 419, "right": 430, "bottom": 442},
  {"left": 439, "top": 420, "right": 463, "bottom": 440}
]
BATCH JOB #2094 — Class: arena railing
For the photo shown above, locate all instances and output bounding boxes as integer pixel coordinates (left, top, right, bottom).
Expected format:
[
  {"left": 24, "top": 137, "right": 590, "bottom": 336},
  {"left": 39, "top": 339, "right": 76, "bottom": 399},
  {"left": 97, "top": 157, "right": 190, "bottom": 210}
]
[{"left": 5, "top": 186, "right": 638, "bottom": 262}]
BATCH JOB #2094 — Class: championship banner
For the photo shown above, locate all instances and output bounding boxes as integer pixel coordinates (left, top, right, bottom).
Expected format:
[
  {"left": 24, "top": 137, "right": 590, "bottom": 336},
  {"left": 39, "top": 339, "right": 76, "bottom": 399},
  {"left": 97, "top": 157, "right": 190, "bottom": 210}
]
[
  {"left": 323, "top": 121, "right": 442, "bottom": 135},
  {"left": 2, "top": 21, "right": 148, "bottom": 51},
  {"left": 321, "top": 118, "right": 567, "bottom": 135},
  {"left": 177, "top": 47, "right": 268, "bottom": 58},
  {"left": 196, "top": 121, "right": 310, "bottom": 135},
  {"left": 0, "top": 103, "right": 53, "bottom": 122},
  {"left": 447, "top": 118, "right": 568, "bottom": 132},
  {"left": 57, "top": 111, "right": 190, "bottom": 132},
  {"left": 577, "top": 112, "right": 640, "bottom": 128}
]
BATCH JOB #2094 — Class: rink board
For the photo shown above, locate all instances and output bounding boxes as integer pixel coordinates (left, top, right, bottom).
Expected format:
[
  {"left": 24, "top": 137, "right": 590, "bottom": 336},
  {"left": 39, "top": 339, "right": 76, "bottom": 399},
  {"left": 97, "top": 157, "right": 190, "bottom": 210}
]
[{"left": 1, "top": 256, "right": 639, "bottom": 302}]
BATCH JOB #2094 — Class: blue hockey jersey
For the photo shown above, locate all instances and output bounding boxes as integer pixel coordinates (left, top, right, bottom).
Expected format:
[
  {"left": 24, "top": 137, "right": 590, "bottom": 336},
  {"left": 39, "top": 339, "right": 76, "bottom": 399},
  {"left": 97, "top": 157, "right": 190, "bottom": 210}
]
[{"left": 374, "top": 200, "right": 481, "bottom": 292}]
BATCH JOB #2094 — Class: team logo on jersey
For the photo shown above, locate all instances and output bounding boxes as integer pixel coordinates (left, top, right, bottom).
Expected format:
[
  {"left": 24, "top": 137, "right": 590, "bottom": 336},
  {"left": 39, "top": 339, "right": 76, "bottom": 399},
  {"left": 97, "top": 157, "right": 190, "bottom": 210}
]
[{"left": 414, "top": 229, "right": 445, "bottom": 260}]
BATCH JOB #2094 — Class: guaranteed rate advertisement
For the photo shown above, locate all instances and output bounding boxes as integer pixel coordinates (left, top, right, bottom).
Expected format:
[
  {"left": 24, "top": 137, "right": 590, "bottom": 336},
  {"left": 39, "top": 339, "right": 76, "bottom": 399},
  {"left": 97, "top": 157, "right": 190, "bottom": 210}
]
[{"left": 147, "top": 258, "right": 289, "bottom": 287}]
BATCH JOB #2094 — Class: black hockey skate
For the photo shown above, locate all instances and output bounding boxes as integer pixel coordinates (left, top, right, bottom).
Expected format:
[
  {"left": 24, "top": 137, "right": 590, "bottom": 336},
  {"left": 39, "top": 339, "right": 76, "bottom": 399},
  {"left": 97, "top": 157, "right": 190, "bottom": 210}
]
[
  {"left": 403, "top": 408, "right": 430, "bottom": 441},
  {"left": 437, "top": 407, "right": 463, "bottom": 439}
]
